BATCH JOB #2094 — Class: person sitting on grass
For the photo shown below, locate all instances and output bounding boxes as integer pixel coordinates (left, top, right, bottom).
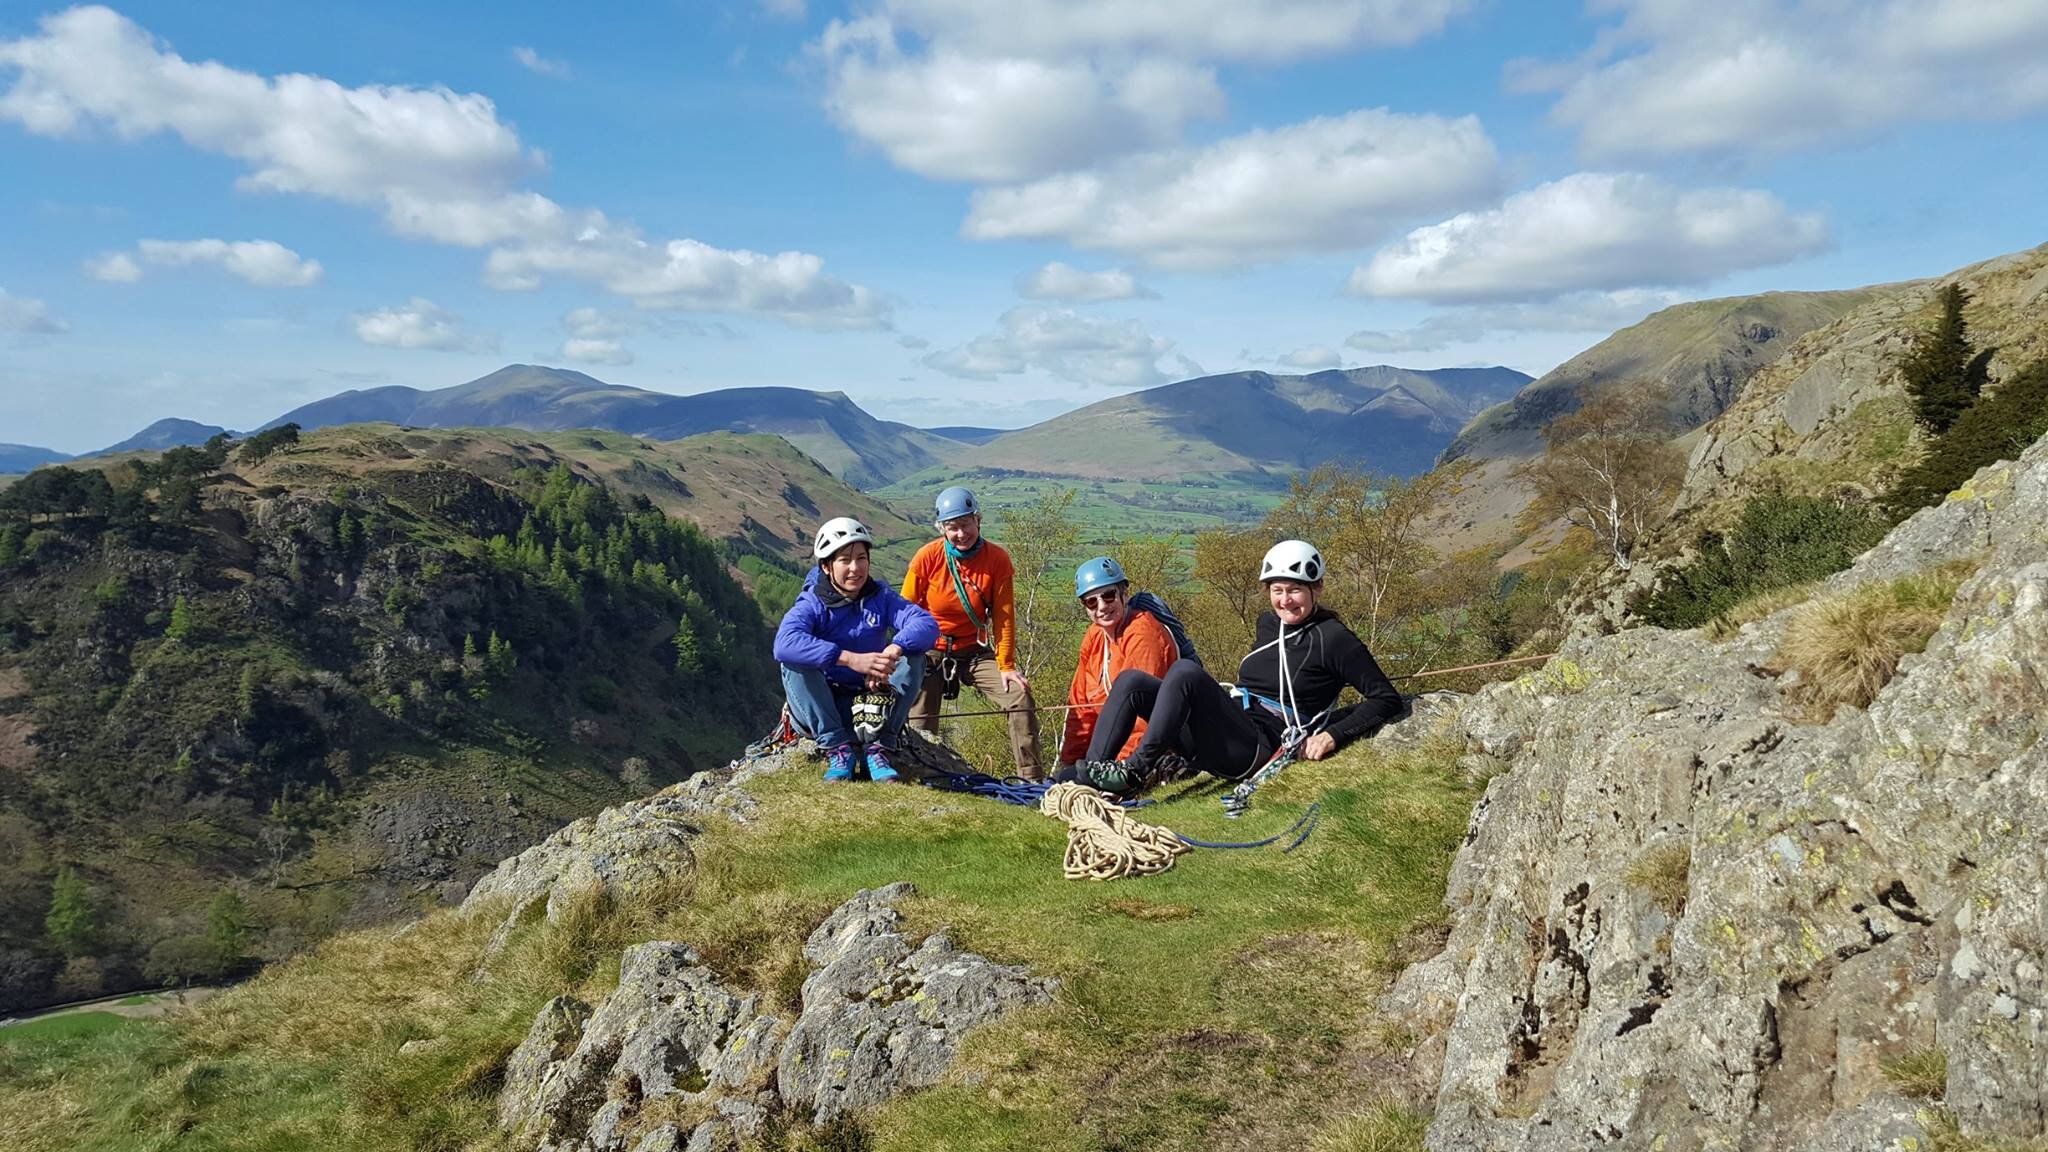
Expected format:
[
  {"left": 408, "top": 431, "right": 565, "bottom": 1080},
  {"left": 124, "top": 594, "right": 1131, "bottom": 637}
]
[
  {"left": 1057, "top": 556, "right": 1180, "bottom": 774},
  {"left": 1066, "top": 540, "right": 1404, "bottom": 795},
  {"left": 774, "top": 516, "right": 937, "bottom": 783}
]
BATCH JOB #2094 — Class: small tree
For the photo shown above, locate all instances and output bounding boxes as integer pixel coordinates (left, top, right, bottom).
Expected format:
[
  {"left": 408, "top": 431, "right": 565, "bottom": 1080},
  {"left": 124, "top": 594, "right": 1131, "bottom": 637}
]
[
  {"left": 1514, "top": 384, "right": 1685, "bottom": 572},
  {"left": 997, "top": 487, "right": 1081, "bottom": 679},
  {"left": 1899, "top": 284, "right": 1992, "bottom": 435},
  {"left": 673, "top": 618, "right": 704, "bottom": 676},
  {"left": 206, "top": 888, "right": 251, "bottom": 972},
  {"left": 1187, "top": 528, "right": 1272, "bottom": 662},
  {"left": 45, "top": 866, "right": 99, "bottom": 957},
  {"left": 165, "top": 594, "right": 196, "bottom": 641}
]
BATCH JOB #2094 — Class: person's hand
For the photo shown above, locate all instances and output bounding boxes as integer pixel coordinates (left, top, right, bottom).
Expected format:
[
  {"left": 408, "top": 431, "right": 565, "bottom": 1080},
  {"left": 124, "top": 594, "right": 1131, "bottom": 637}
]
[
  {"left": 1001, "top": 668, "right": 1029, "bottom": 693},
  {"left": 840, "top": 649, "right": 897, "bottom": 680},
  {"left": 1300, "top": 731, "right": 1336, "bottom": 761}
]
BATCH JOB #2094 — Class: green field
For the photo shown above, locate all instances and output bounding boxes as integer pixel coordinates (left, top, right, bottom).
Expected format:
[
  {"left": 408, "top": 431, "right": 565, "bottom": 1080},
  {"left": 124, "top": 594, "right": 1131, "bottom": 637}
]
[
  {"left": 873, "top": 466, "right": 1286, "bottom": 550},
  {"left": 0, "top": 1011, "right": 141, "bottom": 1044}
]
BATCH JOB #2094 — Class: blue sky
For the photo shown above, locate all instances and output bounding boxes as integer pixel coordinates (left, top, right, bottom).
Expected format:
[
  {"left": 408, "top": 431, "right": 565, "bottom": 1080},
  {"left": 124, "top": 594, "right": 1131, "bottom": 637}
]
[{"left": 3, "top": 0, "right": 2045, "bottom": 454}]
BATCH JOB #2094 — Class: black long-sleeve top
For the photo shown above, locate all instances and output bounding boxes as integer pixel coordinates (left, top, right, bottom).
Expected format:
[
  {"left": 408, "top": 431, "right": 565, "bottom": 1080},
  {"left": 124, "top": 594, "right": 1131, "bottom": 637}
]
[{"left": 1235, "top": 608, "right": 1404, "bottom": 748}]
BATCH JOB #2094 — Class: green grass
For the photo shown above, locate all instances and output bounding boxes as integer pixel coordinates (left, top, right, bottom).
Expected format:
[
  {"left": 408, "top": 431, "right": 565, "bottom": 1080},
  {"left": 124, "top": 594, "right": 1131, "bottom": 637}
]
[
  {"left": 0, "top": 736, "right": 1477, "bottom": 1152},
  {"left": 0, "top": 1011, "right": 141, "bottom": 1044},
  {"left": 873, "top": 468, "right": 1285, "bottom": 548}
]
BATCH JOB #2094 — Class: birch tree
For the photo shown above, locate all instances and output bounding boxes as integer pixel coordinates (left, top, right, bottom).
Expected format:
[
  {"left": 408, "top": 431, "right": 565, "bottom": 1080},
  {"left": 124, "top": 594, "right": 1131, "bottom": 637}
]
[{"left": 1514, "top": 384, "right": 1684, "bottom": 572}]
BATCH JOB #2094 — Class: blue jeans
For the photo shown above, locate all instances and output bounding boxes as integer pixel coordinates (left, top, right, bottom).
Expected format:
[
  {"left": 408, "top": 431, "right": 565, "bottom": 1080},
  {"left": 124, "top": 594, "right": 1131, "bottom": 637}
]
[{"left": 780, "top": 653, "right": 925, "bottom": 748}]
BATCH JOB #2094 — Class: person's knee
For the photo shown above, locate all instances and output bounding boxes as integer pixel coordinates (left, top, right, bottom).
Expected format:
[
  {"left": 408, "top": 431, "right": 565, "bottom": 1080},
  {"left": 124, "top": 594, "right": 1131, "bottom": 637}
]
[{"left": 1162, "top": 658, "right": 1207, "bottom": 687}]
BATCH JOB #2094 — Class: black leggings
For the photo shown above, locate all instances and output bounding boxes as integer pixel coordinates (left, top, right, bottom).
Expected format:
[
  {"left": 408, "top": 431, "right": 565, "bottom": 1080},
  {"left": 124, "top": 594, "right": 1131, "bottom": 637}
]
[{"left": 1085, "top": 659, "right": 1276, "bottom": 781}]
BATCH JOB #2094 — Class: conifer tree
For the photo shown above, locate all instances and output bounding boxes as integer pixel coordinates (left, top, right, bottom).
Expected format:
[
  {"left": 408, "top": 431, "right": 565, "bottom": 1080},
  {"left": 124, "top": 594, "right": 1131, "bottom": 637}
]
[
  {"left": 1900, "top": 284, "right": 1993, "bottom": 434},
  {"left": 166, "top": 594, "right": 196, "bottom": 641},
  {"left": 45, "top": 866, "right": 99, "bottom": 956}
]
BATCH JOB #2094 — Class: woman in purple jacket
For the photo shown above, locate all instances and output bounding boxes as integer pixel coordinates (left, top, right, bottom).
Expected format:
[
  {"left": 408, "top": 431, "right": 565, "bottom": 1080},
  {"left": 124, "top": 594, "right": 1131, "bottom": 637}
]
[{"left": 774, "top": 517, "right": 938, "bottom": 782}]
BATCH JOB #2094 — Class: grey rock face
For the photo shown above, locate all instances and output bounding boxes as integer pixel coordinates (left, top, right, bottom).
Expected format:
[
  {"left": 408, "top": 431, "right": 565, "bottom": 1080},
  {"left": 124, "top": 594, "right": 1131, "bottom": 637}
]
[
  {"left": 496, "top": 882, "right": 1052, "bottom": 1149},
  {"left": 1388, "top": 433, "right": 2048, "bottom": 1151},
  {"left": 776, "top": 883, "right": 1057, "bottom": 1123}
]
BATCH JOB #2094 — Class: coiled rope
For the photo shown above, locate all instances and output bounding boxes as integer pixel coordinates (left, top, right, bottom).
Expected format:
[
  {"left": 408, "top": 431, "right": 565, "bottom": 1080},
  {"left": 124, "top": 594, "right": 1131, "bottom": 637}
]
[{"left": 1038, "top": 782, "right": 1189, "bottom": 881}]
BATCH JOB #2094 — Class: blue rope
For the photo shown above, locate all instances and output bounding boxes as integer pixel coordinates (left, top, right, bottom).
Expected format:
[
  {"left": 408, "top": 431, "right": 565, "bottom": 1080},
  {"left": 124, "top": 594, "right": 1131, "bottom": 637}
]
[
  {"left": 1176, "top": 801, "right": 1322, "bottom": 852},
  {"left": 918, "top": 768, "right": 1053, "bottom": 807}
]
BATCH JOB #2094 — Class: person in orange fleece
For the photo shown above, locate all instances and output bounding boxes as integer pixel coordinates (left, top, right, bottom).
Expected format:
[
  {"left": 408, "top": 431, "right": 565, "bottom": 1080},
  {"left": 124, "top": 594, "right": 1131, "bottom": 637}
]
[
  {"left": 1058, "top": 556, "right": 1178, "bottom": 770},
  {"left": 902, "top": 486, "right": 1041, "bottom": 777}
]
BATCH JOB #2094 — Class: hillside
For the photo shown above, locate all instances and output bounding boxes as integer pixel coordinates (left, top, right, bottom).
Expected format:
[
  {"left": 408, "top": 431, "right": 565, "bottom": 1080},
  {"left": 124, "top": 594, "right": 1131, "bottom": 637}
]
[
  {"left": 964, "top": 365, "right": 1530, "bottom": 482},
  {"left": 1428, "top": 289, "right": 1902, "bottom": 560},
  {"left": 268, "top": 365, "right": 967, "bottom": 489},
  {"left": 0, "top": 445, "right": 71, "bottom": 474},
  {"left": 0, "top": 427, "right": 784, "bottom": 1015},
  {"left": 9, "top": 424, "right": 2048, "bottom": 1151},
  {"left": 95, "top": 418, "right": 233, "bottom": 456}
]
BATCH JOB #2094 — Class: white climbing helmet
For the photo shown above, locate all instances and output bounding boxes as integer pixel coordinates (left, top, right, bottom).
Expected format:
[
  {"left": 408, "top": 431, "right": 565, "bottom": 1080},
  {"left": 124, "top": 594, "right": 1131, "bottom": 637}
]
[
  {"left": 1259, "top": 539, "right": 1325, "bottom": 584},
  {"left": 813, "top": 516, "right": 875, "bottom": 561}
]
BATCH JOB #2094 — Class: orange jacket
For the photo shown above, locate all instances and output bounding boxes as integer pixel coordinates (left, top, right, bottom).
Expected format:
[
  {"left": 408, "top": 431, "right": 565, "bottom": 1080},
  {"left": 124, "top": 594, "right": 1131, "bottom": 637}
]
[
  {"left": 901, "top": 539, "right": 1018, "bottom": 669},
  {"left": 1060, "top": 610, "right": 1177, "bottom": 764}
]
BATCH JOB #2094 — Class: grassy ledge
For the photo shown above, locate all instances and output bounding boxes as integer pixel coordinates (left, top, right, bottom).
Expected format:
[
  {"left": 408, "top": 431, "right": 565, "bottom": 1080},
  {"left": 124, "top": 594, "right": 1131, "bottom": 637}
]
[{"left": 0, "top": 737, "right": 1478, "bottom": 1152}]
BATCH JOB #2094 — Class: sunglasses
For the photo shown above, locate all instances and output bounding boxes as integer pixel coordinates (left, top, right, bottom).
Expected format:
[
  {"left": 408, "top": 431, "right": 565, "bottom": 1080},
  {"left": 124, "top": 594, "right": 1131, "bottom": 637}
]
[{"left": 1080, "top": 588, "right": 1124, "bottom": 609}]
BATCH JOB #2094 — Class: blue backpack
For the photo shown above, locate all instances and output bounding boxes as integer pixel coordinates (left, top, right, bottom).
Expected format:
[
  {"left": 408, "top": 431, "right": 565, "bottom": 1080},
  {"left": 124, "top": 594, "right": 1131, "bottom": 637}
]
[{"left": 1127, "top": 591, "right": 1201, "bottom": 668}]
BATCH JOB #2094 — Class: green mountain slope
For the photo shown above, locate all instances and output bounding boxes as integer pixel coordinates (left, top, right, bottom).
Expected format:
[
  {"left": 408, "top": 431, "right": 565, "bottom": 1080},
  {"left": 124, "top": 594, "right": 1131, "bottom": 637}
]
[
  {"left": 967, "top": 366, "right": 1530, "bottom": 482},
  {"left": 0, "top": 426, "right": 789, "bottom": 1014},
  {"left": 268, "top": 365, "right": 968, "bottom": 489}
]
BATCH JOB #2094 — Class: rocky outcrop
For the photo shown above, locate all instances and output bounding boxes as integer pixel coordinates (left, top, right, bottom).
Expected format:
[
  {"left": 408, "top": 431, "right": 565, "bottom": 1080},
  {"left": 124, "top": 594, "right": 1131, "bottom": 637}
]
[
  {"left": 497, "top": 883, "right": 1054, "bottom": 1151},
  {"left": 1387, "top": 431, "right": 2048, "bottom": 1150},
  {"left": 1679, "top": 242, "right": 2048, "bottom": 519}
]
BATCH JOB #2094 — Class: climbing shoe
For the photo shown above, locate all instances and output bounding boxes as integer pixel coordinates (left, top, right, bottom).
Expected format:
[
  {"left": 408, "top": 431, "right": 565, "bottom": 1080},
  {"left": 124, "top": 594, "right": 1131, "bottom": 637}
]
[
  {"left": 864, "top": 744, "right": 900, "bottom": 783},
  {"left": 823, "top": 743, "right": 858, "bottom": 782},
  {"left": 1075, "top": 758, "right": 1146, "bottom": 796}
]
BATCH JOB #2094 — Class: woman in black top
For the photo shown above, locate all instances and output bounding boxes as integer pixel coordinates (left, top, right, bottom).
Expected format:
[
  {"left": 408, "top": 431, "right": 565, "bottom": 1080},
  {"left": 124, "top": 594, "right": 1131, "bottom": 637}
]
[{"left": 1070, "top": 539, "right": 1403, "bottom": 793}]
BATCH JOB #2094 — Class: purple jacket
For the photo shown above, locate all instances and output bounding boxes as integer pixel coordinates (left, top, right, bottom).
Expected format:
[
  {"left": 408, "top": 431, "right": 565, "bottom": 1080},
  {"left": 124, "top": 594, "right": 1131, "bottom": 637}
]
[{"left": 775, "top": 575, "right": 938, "bottom": 690}]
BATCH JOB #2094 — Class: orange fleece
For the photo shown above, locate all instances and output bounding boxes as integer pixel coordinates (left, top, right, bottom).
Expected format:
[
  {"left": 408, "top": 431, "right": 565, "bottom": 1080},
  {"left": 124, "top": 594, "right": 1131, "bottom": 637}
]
[
  {"left": 901, "top": 538, "right": 1019, "bottom": 669},
  {"left": 1060, "top": 609, "right": 1177, "bottom": 763}
]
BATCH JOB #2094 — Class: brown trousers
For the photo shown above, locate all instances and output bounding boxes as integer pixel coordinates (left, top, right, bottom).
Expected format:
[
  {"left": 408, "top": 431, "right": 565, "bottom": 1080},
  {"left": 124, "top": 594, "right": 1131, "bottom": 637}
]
[{"left": 909, "top": 648, "right": 1042, "bottom": 778}]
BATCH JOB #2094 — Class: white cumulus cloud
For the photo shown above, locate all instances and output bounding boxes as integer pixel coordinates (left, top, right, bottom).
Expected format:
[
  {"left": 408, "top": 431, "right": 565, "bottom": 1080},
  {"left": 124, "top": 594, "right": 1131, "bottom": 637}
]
[
  {"left": 0, "top": 288, "right": 68, "bottom": 334},
  {"left": 964, "top": 108, "right": 1501, "bottom": 270},
  {"left": 817, "top": 18, "right": 1222, "bottom": 182},
  {"left": 88, "top": 238, "right": 322, "bottom": 286},
  {"left": 83, "top": 251, "right": 142, "bottom": 282},
  {"left": 351, "top": 298, "right": 497, "bottom": 353},
  {"left": 1345, "top": 289, "right": 1692, "bottom": 353},
  {"left": 1017, "top": 262, "right": 1155, "bottom": 302},
  {"left": 1518, "top": 0, "right": 2048, "bottom": 160},
  {"left": 923, "top": 306, "right": 1187, "bottom": 388},
  {"left": 511, "top": 46, "right": 570, "bottom": 78},
  {"left": 558, "top": 308, "right": 633, "bottom": 364},
  {"left": 1277, "top": 345, "right": 1344, "bottom": 370},
  {"left": 1351, "top": 173, "right": 1827, "bottom": 303},
  {"left": 0, "top": 7, "right": 888, "bottom": 328}
]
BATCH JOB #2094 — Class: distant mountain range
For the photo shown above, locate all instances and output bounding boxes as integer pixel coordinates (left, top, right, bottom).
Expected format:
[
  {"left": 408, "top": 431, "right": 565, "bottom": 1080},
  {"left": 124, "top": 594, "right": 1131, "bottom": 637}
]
[
  {"left": 18, "top": 361, "right": 1529, "bottom": 495},
  {"left": 964, "top": 365, "right": 1532, "bottom": 480},
  {"left": 0, "top": 444, "right": 73, "bottom": 473},
  {"left": 264, "top": 365, "right": 961, "bottom": 489}
]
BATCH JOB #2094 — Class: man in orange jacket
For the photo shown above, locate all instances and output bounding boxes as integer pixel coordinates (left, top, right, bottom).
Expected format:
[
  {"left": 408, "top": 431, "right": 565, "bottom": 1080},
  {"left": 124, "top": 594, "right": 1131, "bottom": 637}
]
[
  {"left": 902, "top": 487, "right": 1042, "bottom": 777},
  {"left": 1059, "top": 556, "right": 1178, "bottom": 770}
]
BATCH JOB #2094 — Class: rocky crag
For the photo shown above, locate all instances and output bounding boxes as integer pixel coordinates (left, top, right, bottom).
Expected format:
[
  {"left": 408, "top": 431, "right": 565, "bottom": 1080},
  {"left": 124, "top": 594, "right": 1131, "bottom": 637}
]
[
  {"left": 1384, "top": 432, "right": 2048, "bottom": 1150},
  {"left": 465, "top": 737, "right": 1056, "bottom": 1152}
]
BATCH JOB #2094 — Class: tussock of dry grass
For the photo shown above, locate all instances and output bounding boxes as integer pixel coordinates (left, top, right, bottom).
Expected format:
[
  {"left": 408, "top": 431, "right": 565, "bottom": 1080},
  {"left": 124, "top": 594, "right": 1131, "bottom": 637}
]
[
  {"left": 1307, "top": 1101, "right": 1430, "bottom": 1152},
  {"left": 1773, "top": 561, "right": 1978, "bottom": 720},
  {"left": 1702, "top": 581, "right": 1822, "bottom": 641},
  {"left": 1881, "top": 1046, "right": 1948, "bottom": 1100},
  {"left": 1622, "top": 841, "right": 1692, "bottom": 918}
]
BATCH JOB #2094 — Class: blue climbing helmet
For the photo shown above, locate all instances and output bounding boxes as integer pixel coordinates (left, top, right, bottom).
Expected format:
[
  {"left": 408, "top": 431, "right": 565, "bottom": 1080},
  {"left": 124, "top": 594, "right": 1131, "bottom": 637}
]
[
  {"left": 1074, "top": 556, "right": 1127, "bottom": 600},
  {"left": 934, "top": 486, "right": 979, "bottom": 525}
]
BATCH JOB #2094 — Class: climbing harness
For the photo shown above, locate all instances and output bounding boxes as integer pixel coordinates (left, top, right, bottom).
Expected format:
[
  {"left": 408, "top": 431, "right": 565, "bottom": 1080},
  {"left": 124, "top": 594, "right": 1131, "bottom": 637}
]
[
  {"left": 1039, "top": 782, "right": 1189, "bottom": 881},
  {"left": 742, "top": 705, "right": 803, "bottom": 762}
]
